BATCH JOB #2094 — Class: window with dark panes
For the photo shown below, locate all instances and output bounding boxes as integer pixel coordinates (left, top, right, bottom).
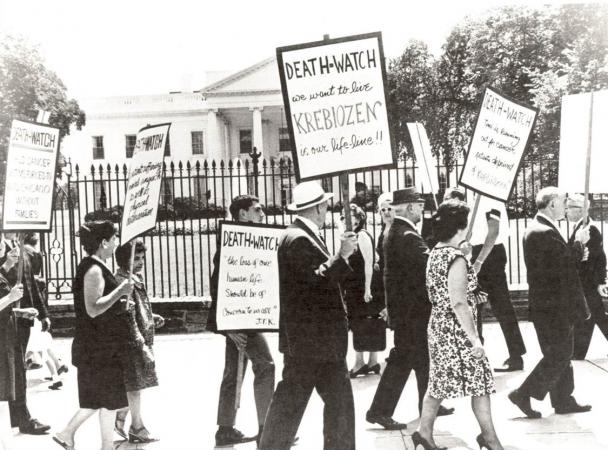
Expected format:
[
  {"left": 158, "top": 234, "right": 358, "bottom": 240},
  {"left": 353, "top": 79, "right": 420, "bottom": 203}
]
[
  {"left": 125, "top": 134, "right": 136, "bottom": 158},
  {"left": 239, "top": 129, "right": 252, "bottom": 154},
  {"left": 191, "top": 131, "right": 204, "bottom": 155},
  {"left": 279, "top": 127, "right": 292, "bottom": 152},
  {"left": 92, "top": 136, "right": 104, "bottom": 159},
  {"left": 164, "top": 134, "right": 171, "bottom": 157}
]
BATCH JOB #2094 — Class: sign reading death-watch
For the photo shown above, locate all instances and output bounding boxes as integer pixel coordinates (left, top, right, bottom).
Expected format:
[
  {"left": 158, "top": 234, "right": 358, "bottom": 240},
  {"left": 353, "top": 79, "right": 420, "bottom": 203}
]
[{"left": 277, "top": 32, "right": 396, "bottom": 182}]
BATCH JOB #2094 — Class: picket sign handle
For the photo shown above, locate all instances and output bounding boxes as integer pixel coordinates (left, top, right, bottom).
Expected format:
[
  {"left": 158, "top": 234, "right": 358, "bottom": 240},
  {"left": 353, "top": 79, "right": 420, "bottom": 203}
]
[
  {"left": 583, "top": 92, "right": 594, "bottom": 225},
  {"left": 466, "top": 194, "right": 481, "bottom": 242},
  {"left": 15, "top": 233, "right": 26, "bottom": 286},
  {"left": 415, "top": 123, "right": 439, "bottom": 210}
]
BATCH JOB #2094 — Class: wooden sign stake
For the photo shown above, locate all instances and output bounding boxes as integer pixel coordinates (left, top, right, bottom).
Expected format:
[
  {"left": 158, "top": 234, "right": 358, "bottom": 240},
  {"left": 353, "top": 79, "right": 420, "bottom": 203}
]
[{"left": 583, "top": 92, "right": 594, "bottom": 225}]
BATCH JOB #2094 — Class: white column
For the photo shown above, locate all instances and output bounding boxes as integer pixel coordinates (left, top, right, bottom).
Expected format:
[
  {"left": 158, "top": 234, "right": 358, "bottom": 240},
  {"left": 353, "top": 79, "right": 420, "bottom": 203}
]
[
  {"left": 223, "top": 120, "right": 231, "bottom": 158},
  {"left": 206, "top": 109, "right": 222, "bottom": 162},
  {"left": 251, "top": 107, "right": 264, "bottom": 155}
]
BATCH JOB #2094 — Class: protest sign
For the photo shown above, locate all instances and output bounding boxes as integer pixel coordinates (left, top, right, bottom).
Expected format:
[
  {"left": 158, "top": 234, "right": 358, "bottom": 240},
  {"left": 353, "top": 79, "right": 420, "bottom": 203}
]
[
  {"left": 558, "top": 90, "right": 608, "bottom": 194},
  {"left": 120, "top": 123, "right": 170, "bottom": 243},
  {"left": 1, "top": 119, "right": 60, "bottom": 231},
  {"left": 407, "top": 122, "right": 440, "bottom": 194},
  {"left": 277, "top": 32, "right": 396, "bottom": 182},
  {"left": 215, "top": 221, "right": 285, "bottom": 331},
  {"left": 459, "top": 88, "right": 538, "bottom": 202}
]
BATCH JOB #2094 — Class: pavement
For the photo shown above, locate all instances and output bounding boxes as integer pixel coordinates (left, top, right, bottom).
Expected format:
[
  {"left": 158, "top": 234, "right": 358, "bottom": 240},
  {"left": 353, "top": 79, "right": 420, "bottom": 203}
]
[{"left": 9, "top": 321, "right": 608, "bottom": 450}]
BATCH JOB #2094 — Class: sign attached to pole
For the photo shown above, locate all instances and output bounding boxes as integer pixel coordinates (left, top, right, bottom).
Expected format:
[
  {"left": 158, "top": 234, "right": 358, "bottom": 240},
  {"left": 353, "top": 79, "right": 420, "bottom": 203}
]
[
  {"left": 459, "top": 87, "right": 538, "bottom": 202},
  {"left": 120, "top": 123, "right": 170, "bottom": 243},
  {"left": 1, "top": 119, "right": 60, "bottom": 231},
  {"left": 215, "top": 221, "right": 285, "bottom": 331},
  {"left": 558, "top": 90, "right": 608, "bottom": 194},
  {"left": 277, "top": 32, "right": 396, "bottom": 182},
  {"left": 407, "top": 122, "right": 440, "bottom": 194}
]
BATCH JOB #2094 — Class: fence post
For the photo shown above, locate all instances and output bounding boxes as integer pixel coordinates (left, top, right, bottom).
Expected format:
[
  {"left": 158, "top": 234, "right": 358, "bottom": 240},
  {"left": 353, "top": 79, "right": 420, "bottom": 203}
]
[{"left": 249, "top": 146, "right": 261, "bottom": 197}]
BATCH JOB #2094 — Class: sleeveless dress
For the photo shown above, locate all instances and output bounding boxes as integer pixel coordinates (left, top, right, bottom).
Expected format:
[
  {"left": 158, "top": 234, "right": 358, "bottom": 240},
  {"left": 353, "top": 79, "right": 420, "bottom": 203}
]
[
  {"left": 425, "top": 246, "right": 495, "bottom": 399},
  {"left": 0, "top": 273, "right": 18, "bottom": 401},
  {"left": 72, "top": 256, "right": 128, "bottom": 410}
]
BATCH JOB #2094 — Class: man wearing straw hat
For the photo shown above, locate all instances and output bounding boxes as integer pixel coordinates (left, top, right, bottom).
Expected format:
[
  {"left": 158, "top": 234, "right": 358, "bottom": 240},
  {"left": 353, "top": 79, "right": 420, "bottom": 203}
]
[{"left": 259, "top": 181, "right": 358, "bottom": 450}]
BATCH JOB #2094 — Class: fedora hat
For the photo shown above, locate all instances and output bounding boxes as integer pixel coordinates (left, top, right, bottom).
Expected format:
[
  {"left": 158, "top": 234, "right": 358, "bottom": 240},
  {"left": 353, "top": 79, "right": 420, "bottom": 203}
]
[
  {"left": 288, "top": 181, "right": 334, "bottom": 211},
  {"left": 390, "top": 187, "right": 424, "bottom": 205}
]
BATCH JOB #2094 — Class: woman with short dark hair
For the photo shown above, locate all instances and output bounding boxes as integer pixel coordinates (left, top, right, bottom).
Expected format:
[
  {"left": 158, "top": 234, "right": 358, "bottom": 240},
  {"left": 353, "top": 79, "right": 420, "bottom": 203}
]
[
  {"left": 113, "top": 239, "right": 164, "bottom": 443},
  {"left": 54, "top": 221, "right": 133, "bottom": 450},
  {"left": 413, "top": 200, "right": 503, "bottom": 450}
]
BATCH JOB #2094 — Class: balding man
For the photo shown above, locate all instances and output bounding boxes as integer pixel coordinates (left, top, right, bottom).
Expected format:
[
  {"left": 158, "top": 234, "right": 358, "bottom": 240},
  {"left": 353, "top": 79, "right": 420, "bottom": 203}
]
[
  {"left": 566, "top": 194, "right": 608, "bottom": 360},
  {"left": 509, "top": 187, "right": 591, "bottom": 418},
  {"left": 259, "top": 182, "right": 357, "bottom": 450}
]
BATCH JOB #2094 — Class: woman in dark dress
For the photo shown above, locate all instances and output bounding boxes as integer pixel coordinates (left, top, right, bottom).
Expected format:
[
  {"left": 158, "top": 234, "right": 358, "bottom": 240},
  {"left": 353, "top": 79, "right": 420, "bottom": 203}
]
[
  {"left": 0, "top": 242, "right": 24, "bottom": 450},
  {"left": 113, "top": 239, "right": 165, "bottom": 444},
  {"left": 53, "top": 221, "right": 133, "bottom": 450},
  {"left": 343, "top": 204, "right": 384, "bottom": 378}
]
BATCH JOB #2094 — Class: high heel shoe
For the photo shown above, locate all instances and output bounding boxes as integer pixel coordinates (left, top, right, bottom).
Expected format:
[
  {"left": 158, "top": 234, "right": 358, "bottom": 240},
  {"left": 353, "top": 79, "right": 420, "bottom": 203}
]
[
  {"left": 476, "top": 434, "right": 498, "bottom": 450},
  {"left": 349, "top": 364, "right": 369, "bottom": 378},
  {"left": 128, "top": 426, "right": 159, "bottom": 444},
  {"left": 367, "top": 363, "right": 381, "bottom": 374},
  {"left": 411, "top": 431, "right": 447, "bottom": 450}
]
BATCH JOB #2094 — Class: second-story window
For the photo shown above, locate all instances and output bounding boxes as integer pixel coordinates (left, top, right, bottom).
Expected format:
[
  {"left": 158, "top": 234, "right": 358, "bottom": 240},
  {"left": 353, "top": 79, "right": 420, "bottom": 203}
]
[
  {"left": 125, "top": 134, "right": 136, "bottom": 158},
  {"left": 92, "top": 136, "right": 104, "bottom": 160}
]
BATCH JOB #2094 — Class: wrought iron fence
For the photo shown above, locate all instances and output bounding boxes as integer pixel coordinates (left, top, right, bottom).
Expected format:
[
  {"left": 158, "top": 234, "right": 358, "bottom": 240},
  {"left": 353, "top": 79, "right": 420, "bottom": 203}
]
[{"left": 41, "top": 153, "right": 607, "bottom": 300}]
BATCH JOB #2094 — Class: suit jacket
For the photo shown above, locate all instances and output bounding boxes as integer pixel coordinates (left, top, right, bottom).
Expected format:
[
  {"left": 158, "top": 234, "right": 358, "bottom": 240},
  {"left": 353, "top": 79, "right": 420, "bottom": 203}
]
[
  {"left": 523, "top": 215, "right": 587, "bottom": 323},
  {"left": 383, "top": 217, "right": 431, "bottom": 328},
  {"left": 277, "top": 218, "right": 352, "bottom": 361},
  {"left": 206, "top": 237, "right": 222, "bottom": 333},
  {"left": 568, "top": 222, "right": 607, "bottom": 292}
]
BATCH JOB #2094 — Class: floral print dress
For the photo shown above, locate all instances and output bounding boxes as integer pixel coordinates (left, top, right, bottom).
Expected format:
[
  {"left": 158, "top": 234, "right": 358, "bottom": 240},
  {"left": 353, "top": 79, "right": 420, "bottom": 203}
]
[{"left": 425, "top": 246, "right": 495, "bottom": 399}]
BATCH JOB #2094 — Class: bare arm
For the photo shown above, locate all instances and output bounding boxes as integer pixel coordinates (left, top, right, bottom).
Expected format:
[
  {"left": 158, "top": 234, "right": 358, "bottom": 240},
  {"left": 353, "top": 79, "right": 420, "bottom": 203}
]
[
  {"left": 0, "top": 284, "right": 23, "bottom": 313},
  {"left": 358, "top": 232, "right": 374, "bottom": 301},
  {"left": 448, "top": 257, "right": 479, "bottom": 344},
  {"left": 473, "top": 215, "right": 499, "bottom": 273},
  {"left": 84, "top": 266, "right": 131, "bottom": 318}
]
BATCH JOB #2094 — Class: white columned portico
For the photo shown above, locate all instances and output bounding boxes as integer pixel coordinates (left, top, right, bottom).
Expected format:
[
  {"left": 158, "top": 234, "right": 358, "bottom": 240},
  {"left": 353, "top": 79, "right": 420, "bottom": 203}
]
[
  {"left": 206, "top": 109, "right": 222, "bottom": 162},
  {"left": 251, "top": 107, "right": 264, "bottom": 155}
]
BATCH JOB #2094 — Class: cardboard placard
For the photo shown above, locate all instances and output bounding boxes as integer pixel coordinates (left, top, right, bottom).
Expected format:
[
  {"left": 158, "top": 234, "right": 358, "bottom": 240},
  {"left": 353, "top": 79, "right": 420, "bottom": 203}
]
[
  {"left": 120, "top": 123, "right": 170, "bottom": 243},
  {"left": 277, "top": 32, "right": 396, "bottom": 182},
  {"left": 216, "top": 221, "right": 285, "bottom": 331},
  {"left": 1, "top": 119, "right": 60, "bottom": 231},
  {"left": 406, "top": 122, "right": 440, "bottom": 193},
  {"left": 558, "top": 90, "right": 608, "bottom": 193},
  {"left": 459, "top": 88, "right": 538, "bottom": 202}
]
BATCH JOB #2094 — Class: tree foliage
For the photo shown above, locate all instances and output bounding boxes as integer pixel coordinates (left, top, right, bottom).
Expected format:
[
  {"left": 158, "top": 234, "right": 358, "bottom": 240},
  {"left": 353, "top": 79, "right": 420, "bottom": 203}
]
[{"left": 0, "top": 34, "right": 85, "bottom": 164}]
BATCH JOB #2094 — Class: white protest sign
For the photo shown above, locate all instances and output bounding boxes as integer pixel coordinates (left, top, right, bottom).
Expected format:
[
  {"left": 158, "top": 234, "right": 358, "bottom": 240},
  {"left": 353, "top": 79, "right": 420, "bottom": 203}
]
[
  {"left": 1, "top": 119, "right": 60, "bottom": 231},
  {"left": 459, "top": 88, "right": 538, "bottom": 202},
  {"left": 120, "top": 123, "right": 170, "bottom": 243},
  {"left": 407, "top": 122, "right": 440, "bottom": 193},
  {"left": 277, "top": 32, "right": 395, "bottom": 181},
  {"left": 559, "top": 90, "right": 608, "bottom": 193},
  {"left": 216, "top": 222, "right": 285, "bottom": 331}
]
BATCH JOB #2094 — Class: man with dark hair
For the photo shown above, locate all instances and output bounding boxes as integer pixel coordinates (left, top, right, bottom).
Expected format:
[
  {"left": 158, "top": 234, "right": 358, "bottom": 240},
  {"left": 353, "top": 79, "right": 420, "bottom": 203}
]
[
  {"left": 350, "top": 181, "right": 374, "bottom": 210},
  {"left": 509, "top": 187, "right": 591, "bottom": 418},
  {"left": 443, "top": 186, "right": 526, "bottom": 372},
  {"left": 366, "top": 187, "right": 453, "bottom": 430},
  {"left": 207, "top": 195, "right": 275, "bottom": 447}
]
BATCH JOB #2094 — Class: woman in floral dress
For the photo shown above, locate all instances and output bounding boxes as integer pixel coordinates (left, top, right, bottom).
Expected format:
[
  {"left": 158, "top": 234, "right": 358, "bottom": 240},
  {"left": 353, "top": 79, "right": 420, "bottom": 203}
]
[{"left": 413, "top": 200, "right": 503, "bottom": 450}]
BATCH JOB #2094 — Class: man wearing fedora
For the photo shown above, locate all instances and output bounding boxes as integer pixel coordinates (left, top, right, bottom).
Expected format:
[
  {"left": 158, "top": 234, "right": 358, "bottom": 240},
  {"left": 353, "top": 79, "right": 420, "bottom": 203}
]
[
  {"left": 259, "top": 181, "right": 358, "bottom": 450},
  {"left": 366, "top": 187, "right": 453, "bottom": 430}
]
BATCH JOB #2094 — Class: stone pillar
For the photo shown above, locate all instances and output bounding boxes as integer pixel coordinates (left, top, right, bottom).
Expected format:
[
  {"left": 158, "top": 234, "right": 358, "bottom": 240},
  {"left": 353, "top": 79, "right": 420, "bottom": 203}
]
[
  {"left": 251, "top": 107, "right": 264, "bottom": 155},
  {"left": 206, "top": 109, "right": 222, "bottom": 162}
]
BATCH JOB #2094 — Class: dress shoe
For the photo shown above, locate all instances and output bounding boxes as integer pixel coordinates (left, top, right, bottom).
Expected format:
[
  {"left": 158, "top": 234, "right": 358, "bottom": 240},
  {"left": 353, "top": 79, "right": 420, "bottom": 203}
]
[
  {"left": 349, "top": 364, "right": 370, "bottom": 378},
  {"left": 411, "top": 431, "right": 447, "bottom": 450},
  {"left": 494, "top": 357, "right": 523, "bottom": 372},
  {"left": 508, "top": 390, "right": 541, "bottom": 418},
  {"left": 215, "top": 427, "right": 256, "bottom": 446},
  {"left": 437, "top": 405, "right": 455, "bottom": 416},
  {"left": 48, "top": 380, "right": 63, "bottom": 390},
  {"left": 19, "top": 418, "right": 51, "bottom": 435},
  {"left": 555, "top": 401, "right": 592, "bottom": 415},
  {"left": 367, "top": 363, "right": 381, "bottom": 375},
  {"left": 57, "top": 364, "right": 69, "bottom": 375},
  {"left": 365, "top": 412, "right": 407, "bottom": 430}
]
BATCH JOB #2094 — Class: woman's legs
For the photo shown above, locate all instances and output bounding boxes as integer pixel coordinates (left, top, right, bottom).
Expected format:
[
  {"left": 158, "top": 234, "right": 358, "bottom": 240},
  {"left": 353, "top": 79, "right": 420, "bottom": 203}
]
[
  {"left": 99, "top": 408, "right": 118, "bottom": 450},
  {"left": 471, "top": 395, "right": 504, "bottom": 450},
  {"left": 367, "top": 351, "right": 379, "bottom": 366},
  {"left": 417, "top": 393, "right": 442, "bottom": 446},
  {"left": 127, "top": 390, "right": 144, "bottom": 430},
  {"left": 351, "top": 351, "right": 366, "bottom": 371},
  {"left": 0, "top": 402, "right": 13, "bottom": 450},
  {"left": 55, "top": 408, "right": 96, "bottom": 446}
]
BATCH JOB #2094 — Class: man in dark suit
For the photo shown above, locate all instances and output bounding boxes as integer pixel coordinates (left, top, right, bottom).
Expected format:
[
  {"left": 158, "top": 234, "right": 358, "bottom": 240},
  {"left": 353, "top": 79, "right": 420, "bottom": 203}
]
[
  {"left": 259, "top": 181, "right": 357, "bottom": 450},
  {"left": 207, "top": 195, "right": 275, "bottom": 447},
  {"left": 509, "top": 187, "right": 592, "bottom": 418},
  {"left": 366, "top": 187, "right": 453, "bottom": 430},
  {"left": 566, "top": 194, "right": 608, "bottom": 359},
  {"left": 0, "top": 233, "right": 50, "bottom": 435}
]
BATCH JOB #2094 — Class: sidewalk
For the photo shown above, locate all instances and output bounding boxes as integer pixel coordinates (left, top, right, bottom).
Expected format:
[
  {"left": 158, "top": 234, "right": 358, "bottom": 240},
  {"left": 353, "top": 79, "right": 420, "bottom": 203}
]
[{"left": 11, "top": 322, "right": 608, "bottom": 450}]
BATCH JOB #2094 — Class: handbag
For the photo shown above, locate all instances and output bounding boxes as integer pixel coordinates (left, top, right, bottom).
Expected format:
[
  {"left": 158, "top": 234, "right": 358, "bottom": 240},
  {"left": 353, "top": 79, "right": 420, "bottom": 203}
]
[{"left": 350, "top": 315, "right": 386, "bottom": 352}]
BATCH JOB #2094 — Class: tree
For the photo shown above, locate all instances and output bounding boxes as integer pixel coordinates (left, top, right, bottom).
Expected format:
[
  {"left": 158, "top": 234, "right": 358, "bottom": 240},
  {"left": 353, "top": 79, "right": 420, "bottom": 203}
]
[{"left": 0, "top": 34, "right": 85, "bottom": 176}]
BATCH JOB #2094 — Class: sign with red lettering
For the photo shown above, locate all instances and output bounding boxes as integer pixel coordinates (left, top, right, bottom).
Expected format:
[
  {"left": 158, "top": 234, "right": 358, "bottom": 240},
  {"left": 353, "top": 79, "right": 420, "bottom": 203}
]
[
  {"left": 120, "top": 123, "right": 171, "bottom": 243},
  {"left": 277, "top": 32, "right": 396, "bottom": 182},
  {"left": 1, "top": 119, "right": 60, "bottom": 231},
  {"left": 459, "top": 88, "right": 538, "bottom": 202}
]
